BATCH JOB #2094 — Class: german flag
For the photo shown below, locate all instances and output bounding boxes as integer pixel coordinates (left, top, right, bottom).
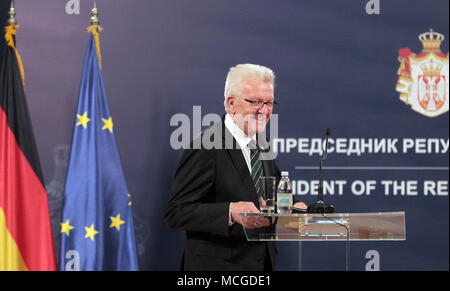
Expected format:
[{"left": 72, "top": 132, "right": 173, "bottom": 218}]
[{"left": 0, "top": 22, "right": 56, "bottom": 270}]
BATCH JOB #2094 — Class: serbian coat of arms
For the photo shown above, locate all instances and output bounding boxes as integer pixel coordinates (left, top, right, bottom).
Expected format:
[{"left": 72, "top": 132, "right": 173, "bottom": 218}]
[{"left": 396, "top": 29, "right": 449, "bottom": 118}]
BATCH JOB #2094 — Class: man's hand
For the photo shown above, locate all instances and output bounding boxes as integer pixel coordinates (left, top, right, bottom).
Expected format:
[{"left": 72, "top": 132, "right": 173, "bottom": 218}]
[
  {"left": 230, "top": 202, "right": 270, "bottom": 229},
  {"left": 293, "top": 202, "right": 308, "bottom": 209}
]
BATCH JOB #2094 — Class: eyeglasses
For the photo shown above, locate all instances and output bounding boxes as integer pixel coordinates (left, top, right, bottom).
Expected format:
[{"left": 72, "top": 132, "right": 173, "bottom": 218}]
[{"left": 244, "top": 98, "right": 278, "bottom": 109}]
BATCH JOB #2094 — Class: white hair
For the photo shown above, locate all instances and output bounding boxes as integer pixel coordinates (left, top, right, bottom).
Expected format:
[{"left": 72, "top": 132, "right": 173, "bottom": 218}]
[{"left": 223, "top": 64, "right": 275, "bottom": 113}]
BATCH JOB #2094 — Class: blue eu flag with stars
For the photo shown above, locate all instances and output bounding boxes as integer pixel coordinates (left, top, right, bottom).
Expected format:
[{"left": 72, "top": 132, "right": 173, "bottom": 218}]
[{"left": 60, "top": 31, "right": 139, "bottom": 271}]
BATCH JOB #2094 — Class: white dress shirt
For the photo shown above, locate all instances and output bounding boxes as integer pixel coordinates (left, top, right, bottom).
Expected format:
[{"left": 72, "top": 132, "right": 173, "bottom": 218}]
[
  {"left": 224, "top": 114, "right": 255, "bottom": 174},
  {"left": 224, "top": 114, "right": 256, "bottom": 225}
]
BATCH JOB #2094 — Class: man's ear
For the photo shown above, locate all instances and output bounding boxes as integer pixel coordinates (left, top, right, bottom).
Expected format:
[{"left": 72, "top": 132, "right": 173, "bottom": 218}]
[{"left": 226, "top": 96, "right": 235, "bottom": 114}]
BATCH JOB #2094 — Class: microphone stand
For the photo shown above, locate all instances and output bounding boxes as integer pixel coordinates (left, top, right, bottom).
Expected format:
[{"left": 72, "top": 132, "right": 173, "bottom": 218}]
[{"left": 307, "top": 128, "right": 335, "bottom": 213}]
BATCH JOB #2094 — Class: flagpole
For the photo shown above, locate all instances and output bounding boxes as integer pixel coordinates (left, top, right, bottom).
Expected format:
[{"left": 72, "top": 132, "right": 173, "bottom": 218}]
[
  {"left": 8, "top": 1, "right": 16, "bottom": 25},
  {"left": 91, "top": 1, "right": 99, "bottom": 26},
  {"left": 88, "top": 1, "right": 103, "bottom": 70},
  {"left": 5, "top": 0, "right": 25, "bottom": 86}
]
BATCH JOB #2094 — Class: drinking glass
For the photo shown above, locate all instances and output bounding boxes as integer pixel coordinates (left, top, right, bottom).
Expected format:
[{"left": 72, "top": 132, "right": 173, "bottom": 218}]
[{"left": 259, "top": 176, "right": 276, "bottom": 213}]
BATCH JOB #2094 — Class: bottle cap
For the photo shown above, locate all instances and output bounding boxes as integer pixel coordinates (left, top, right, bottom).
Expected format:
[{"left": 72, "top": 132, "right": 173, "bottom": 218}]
[{"left": 281, "top": 171, "right": 289, "bottom": 176}]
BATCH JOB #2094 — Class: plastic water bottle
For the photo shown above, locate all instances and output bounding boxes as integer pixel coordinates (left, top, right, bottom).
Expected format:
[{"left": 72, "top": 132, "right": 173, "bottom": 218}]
[{"left": 277, "top": 171, "right": 293, "bottom": 214}]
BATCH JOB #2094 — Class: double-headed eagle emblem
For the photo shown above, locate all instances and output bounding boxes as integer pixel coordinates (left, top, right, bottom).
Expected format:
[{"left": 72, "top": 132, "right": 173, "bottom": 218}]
[{"left": 396, "top": 29, "right": 449, "bottom": 118}]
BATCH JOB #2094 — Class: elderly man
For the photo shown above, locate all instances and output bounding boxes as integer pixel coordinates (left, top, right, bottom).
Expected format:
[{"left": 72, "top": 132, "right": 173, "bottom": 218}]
[{"left": 165, "top": 64, "right": 306, "bottom": 271}]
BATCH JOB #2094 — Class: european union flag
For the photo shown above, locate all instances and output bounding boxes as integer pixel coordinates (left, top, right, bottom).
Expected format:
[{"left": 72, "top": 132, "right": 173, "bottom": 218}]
[{"left": 59, "top": 29, "right": 138, "bottom": 271}]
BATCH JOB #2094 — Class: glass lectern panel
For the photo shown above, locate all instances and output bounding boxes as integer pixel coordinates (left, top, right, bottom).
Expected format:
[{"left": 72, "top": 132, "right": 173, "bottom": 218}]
[{"left": 238, "top": 212, "right": 405, "bottom": 242}]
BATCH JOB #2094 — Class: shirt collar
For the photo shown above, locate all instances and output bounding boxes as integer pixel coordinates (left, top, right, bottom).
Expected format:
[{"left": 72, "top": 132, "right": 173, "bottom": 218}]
[{"left": 224, "top": 114, "right": 255, "bottom": 149}]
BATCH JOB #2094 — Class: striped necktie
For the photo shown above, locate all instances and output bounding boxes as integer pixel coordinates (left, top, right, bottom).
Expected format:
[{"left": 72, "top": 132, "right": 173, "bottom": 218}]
[{"left": 249, "top": 140, "right": 262, "bottom": 196}]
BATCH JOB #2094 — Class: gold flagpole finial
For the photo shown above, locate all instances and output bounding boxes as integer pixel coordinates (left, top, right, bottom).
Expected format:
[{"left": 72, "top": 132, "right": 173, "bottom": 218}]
[
  {"left": 91, "top": 1, "right": 99, "bottom": 26},
  {"left": 8, "top": 1, "right": 16, "bottom": 25}
]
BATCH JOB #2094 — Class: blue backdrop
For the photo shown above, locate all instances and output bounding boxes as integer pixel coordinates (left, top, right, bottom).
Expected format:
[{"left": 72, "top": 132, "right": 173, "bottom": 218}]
[{"left": 7, "top": 0, "right": 449, "bottom": 270}]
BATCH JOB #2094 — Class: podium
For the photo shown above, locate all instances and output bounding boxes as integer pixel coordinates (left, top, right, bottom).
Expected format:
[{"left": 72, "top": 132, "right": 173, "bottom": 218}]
[{"left": 238, "top": 211, "right": 405, "bottom": 270}]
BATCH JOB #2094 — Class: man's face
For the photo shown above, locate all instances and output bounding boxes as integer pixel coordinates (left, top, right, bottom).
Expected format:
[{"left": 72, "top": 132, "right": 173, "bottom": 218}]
[{"left": 227, "top": 78, "right": 274, "bottom": 137}]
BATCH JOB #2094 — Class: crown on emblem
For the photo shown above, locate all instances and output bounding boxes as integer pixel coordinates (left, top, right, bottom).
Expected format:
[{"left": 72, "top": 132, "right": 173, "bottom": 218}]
[
  {"left": 421, "top": 60, "right": 443, "bottom": 76},
  {"left": 419, "top": 29, "right": 445, "bottom": 52}
]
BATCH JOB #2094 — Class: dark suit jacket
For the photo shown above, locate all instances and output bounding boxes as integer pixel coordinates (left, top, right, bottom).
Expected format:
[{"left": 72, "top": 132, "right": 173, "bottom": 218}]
[{"left": 165, "top": 116, "right": 281, "bottom": 271}]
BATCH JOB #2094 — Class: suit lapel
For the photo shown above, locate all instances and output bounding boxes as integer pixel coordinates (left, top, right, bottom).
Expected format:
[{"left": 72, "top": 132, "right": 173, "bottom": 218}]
[
  {"left": 221, "top": 117, "right": 259, "bottom": 204},
  {"left": 227, "top": 149, "right": 259, "bottom": 202}
]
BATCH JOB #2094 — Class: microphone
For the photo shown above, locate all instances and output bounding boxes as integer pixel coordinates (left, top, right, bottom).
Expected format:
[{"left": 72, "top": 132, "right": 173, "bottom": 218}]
[{"left": 307, "top": 128, "right": 335, "bottom": 213}]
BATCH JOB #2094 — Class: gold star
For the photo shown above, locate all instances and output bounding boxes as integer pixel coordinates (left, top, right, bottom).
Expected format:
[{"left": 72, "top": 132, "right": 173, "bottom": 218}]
[
  {"left": 109, "top": 214, "right": 125, "bottom": 231},
  {"left": 84, "top": 224, "right": 99, "bottom": 241},
  {"left": 102, "top": 117, "right": 114, "bottom": 133},
  {"left": 128, "top": 193, "right": 132, "bottom": 206},
  {"left": 76, "top": 112, "right": 91, "bottom": 129},
  {"left": 60, "top": 219, "right": 74, "bottom": 237}
]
